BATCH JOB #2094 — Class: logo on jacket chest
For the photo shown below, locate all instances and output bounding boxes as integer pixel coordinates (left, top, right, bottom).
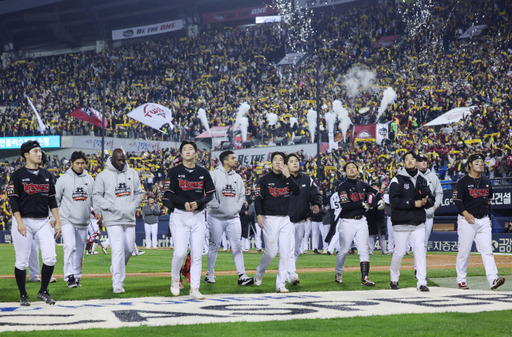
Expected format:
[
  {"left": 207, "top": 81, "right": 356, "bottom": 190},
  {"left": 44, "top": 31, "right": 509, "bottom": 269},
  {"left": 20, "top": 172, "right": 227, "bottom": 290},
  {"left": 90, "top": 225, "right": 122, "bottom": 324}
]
[
  {"left": 222, "top": 184, "right": 236, "bottom": 197},
  {"left": 72, "top": 186, "right": 88, "bottom": 201},
  {"left": 349, "top": 192, "right": 366, "bottom": 202},
  {"left": 178, "top": 178, "right": 204, "bottom": 191},
  {"left": 469, "top": 188, "right": 489, "bottom": 198},
  {"left": 115, "top": 182, "right": 131, "bottom": 197},
  {"left": 268, "top": 186, "right": 289, "bottom": 197}
]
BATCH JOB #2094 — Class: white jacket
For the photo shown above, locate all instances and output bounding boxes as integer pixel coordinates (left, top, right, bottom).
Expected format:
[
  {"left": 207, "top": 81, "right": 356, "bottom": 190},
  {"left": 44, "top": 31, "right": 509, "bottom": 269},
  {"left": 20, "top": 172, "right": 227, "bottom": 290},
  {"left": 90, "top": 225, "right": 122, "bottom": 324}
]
[{"left": 92, "top": 158, "right": 143, "bottom": 226}]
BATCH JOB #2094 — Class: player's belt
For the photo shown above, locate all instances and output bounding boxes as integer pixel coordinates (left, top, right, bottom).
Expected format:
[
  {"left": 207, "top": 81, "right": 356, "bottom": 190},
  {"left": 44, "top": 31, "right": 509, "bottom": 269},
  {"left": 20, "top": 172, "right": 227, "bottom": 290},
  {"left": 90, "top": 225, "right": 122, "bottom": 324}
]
[
  {"left": 474, "top": 214, "right": 487, "bottom": 219},
  {"left": 348, "top": 215, "right": 363, "bottom": 220}
]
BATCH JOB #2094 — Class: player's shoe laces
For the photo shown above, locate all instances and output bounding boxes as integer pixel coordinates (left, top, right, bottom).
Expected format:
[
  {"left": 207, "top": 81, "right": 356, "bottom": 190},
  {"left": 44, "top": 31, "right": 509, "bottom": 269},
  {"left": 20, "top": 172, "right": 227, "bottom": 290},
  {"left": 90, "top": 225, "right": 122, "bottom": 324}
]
[
  {"left": 458, "top": 282, "right": 469, "bottom": 289},
  {"left": 290, "top": 276, "right": 300, "bottom": 286},
  {"left": 361, "top": 276, "right": 375, "bottom": 286},
  {"left": 275, "top": 286, "right": 289, "bottom": 293},
  {"left": 67, "top": 275, "right": 78, "bottom": 288},
  {"left": 254, "top": 274, "right": 263, "bottom": 286},
  {"left": 491, "top": 277, "right": 505, "bottom": 290},
  {"left": 418, "top": 285, "right": 430, "bottom": 292},
  {"left": 390, "top": 281, "right": 399, "bottom": 290},
  {"left": 335, "top": 273, "right": 343, "bottom": 284},
  {"left": 204, "top": 275, "right": 216, "bottom": 284},
  {"left": 238, "top": 274, "right": 254, "bottom": 286},
  {"left": 20, "top": 294, "right": 30, "bottom": 306},
  {"left": 37, "top": 291, "right": 56, "bottom": 305},
  {"left": 190, "top": 288, "right": 205, "bottom": 300}
]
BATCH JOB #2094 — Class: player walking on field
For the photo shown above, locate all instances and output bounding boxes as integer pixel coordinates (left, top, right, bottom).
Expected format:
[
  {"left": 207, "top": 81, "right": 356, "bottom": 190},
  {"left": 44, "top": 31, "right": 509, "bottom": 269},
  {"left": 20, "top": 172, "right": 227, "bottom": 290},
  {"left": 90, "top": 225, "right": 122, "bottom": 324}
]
[
  {"left": 165, "top": 141, "right": 215, "bottom": 300},
  {"left": 286, "top": 153, "right": 322, "bottom": 286},
  {"left": 253, "top": 152, "right": 300, "bottom": 293},
  {"left": 93, "top": 148, "right": 143, "bottom": 294},
  {"left": 205, "top": 150, "right": 254, "bottom": 286},
  {"left": 334, "top": 161, "right": 384, "bottom": 286},
  {"left": 453, "top": 153, "right": 505, "bottom": 290},
  {"left": 54, "top": 151, "right": 97, "bottom": 288},
  {"left": 7, "top": 140, "right": 62, "bottom": 306}
]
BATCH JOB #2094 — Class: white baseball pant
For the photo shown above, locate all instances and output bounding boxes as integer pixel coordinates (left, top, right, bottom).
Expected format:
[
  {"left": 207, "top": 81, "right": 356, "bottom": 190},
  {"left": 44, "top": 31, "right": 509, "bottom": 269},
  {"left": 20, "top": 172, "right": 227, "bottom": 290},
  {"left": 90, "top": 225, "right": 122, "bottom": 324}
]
[
  {"left": 310, "top": 220, "right": 324, "bottom": 251},
  {"left": 254, "top": 224, "right": 262, "bottom": 250},
  {"left": 29, "top": 239, "right": 40, "bottom": 280},
  {"left": 390, "top": 225, "right": 427, "bottom": 287},
  {"left": 144, "top": 222, "right": 158, "bottom": 248},
  {"left": 106, "top": 225, "right": 135, "bottom": 290},
  {"left": 327, "top": 222, "right": 341, "bottom": 254},
  {"left": 335, "top": 217, "right": 370, "bottom": 274},
  {"left": 456, "top": 215, "right": 499, "bottom": 287},
  {"left": 62, "top": 223, "right": 87, "bottom": 281},
  {"left": 12, "top": 217, "right": 56, "bottom": 271},
  {"left": 288, "top": 219, "right": 306, "bottom": 280},
  {"left": 256, "top": 215, "right": 294, "bottom": 289},
  {"left": 206, "top": 214, "right": 245, "bottom": 277},
  {"left": 386, "top": 216, "right": 395, "bottom": 253},
  {"left": 301, "top": 219, "right": 312, "bottom": 252},
  {"left": 169, "top": 209, "right": 205, "bottom": 289},
  {"left": 424, "top": 217, "right": 434, "bottom": 248},
  {"left": 368, "top": 234, "right": 387, "bottom": 254}
]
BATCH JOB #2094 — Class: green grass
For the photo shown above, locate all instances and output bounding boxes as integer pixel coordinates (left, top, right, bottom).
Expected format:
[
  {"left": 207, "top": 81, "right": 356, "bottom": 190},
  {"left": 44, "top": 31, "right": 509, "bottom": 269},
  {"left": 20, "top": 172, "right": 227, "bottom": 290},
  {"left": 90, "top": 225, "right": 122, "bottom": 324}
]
[{"left": 1, "top": 245, "right": 511, "bottom": 336}]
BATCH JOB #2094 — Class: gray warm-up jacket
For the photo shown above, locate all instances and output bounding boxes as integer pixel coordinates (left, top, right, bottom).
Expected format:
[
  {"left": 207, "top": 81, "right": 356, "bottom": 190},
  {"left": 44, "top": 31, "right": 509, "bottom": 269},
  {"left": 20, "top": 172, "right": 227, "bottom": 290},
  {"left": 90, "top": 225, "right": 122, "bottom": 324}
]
[{"left": 207, "top": 165, "right": 245, "bottom": 219}]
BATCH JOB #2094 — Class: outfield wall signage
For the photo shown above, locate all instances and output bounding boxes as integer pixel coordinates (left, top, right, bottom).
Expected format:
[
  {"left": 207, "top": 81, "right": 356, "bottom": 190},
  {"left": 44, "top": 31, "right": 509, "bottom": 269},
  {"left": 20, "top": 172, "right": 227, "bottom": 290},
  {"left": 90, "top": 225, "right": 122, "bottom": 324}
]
[
  {"left": 112, "top": 19, "right": 184, "bottom": 40},
  {"left": 72, "top": 136, "right": 179, "bottom": 153},
  {"left": 0, "top": 136, "right": 60, "bottom": 149},
  {"left": 212, "top": 143, "right": 319, "bottom": 165}
]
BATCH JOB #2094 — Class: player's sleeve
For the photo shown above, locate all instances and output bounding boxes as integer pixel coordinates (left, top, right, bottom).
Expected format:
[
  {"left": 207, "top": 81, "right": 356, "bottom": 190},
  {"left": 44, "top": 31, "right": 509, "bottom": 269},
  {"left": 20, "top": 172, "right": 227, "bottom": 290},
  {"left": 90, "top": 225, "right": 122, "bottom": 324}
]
[
  {"left": 207, "top": 171, "right": 220, "bottom": 210},
  {"left": 54, "top": 175, "right": 64, "bottom": 206},
  {"left": 308, "top": 177, "right": 322, "bottom": 207},
  {"left": 167, "top": 169, "right": 188, "bottom": 207},
  {"left": 389, "top": 177, "right": 414, "bottom": 209},
  {"left": 196, "top": 169, "right": 215, "bottom": 209},
  {"left": 452, "top": 178, "right": 465, "bottom": 214},
  {"left": 236, "top": 175, "right": 246, "bottom": 212},
  {"left": 48, "top": 172, "right": 58, "bottom": 210},
  {"left": 254, "top": 178, "right": 264, "bottom": 216},
  {"left": 131, "top": 169, "right": 143, "bottom": 208},
  {"left": 7, "top": 174, "right": 21, "bottom": 214},
  {"left": 162, "top": 179, "right": 175, "bottom": 212},
  {"left": 286, "top": 175, "right": 301, "bottom": 195},
  {"left": 433, "top": 175, "right": 443, "bottom": 209},
  {"left": 92, "top": 173, "right": 113, "bottom": 212}
]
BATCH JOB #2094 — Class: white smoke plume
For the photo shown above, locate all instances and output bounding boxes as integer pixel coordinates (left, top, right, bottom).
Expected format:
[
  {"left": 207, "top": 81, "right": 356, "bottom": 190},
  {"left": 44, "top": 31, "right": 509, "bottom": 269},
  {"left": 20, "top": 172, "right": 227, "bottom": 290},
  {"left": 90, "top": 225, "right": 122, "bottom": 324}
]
[
  {"left": 197, "top": 108, "right": 209, "bottom": 132},
  {"left": 234, "top": 102, "right": 250, "bottom": 137},
  {"left": 306, "top": 109, "right": 317, "bottom": 143},
  {"left": 376, "top": 87, "right": 397, "bottom": 122},
  {"left": 240, "top": 117, "right": 249, "bottom": 141},
  {"left": 324, "top": 112, "right": 336, "bottom": 133},
  {"left": 344, "top": 66, "right": 377, "bottom": 100},
  {"left": 266, "top": 112, "right": 278, "bottom": 126},
  {"left": 332, "top": 99, "right": 352, "bottom": 141}
]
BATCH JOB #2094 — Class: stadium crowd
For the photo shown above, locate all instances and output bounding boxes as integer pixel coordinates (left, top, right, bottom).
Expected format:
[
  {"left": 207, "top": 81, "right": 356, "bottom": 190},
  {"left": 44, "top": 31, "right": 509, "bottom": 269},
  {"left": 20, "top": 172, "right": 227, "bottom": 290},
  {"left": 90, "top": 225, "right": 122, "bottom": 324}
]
[{"left": 1, "top": 0, "right": 512, "bottom": 229}]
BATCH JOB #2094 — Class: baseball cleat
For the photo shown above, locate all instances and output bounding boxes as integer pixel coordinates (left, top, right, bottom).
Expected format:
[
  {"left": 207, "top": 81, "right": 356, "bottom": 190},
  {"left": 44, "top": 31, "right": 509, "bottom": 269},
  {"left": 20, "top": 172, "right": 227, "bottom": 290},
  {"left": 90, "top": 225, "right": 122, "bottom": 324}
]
[
  {"left": 28, "top": 278, "right": 41, "bottom": 283},
  {"left": 113, "top": 287, "right": 125, "bottom": 294},
  {"left": 254, "top": 274, "right": 263, "bottom": 286},
  {"left": 275, "top": 286, "right": 289, "bottom": 293},
  {"left": 313, "top": 249, "right": 320, "bottom": 254},
  {"left": 171, "top": 279, "right": 180, "bottom": 296},
  {"left": 361, "top": 276, "right": 375, "bottom": 286},
  {"left": 204, "top": 275, "right": 216, "bottom": 284},
  {"left": 50, "top": 277, "right": 57, "bottom": 283},
  {"left": 37, "top": 291, "right": 56, "bottom": 305},
  {"left": 67, "top": 275, "right": 78, "bottom": 288},
  {"left": 418, "top": 285, "right": 430, "bottom": 292},
  {"left": 290, "top": 276, "right": 300, "bottom": 286},
  {"left": 335, "top": 273, "right": 343, "bottom": 284},
  {"left": 458, "top": 282, "right": 469, "bottom": 289},
  {"left": 20, "top": 294, "right": 30, "bottom": 306},
  {"left": 190, "top": 288, "right": 205, "bottom": 300},
  {"left": 390, "top": 281, "right": 399, "bottom": 290},
  {"left": 238, "top": 274, "right": 254, "bottom": 286},
  {"left": 491, "top": 277, "right": 505, "bottom": 290}
]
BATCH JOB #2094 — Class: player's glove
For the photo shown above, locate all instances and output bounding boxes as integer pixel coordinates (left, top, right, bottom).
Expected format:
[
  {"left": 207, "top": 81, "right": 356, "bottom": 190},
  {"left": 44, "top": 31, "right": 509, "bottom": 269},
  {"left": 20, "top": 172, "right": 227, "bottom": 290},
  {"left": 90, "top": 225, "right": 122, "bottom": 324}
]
[
  {"left": 377, "top": 199, "right": 385, "bottom": 210},
  {"left": 362, "top": 202, "right": 370, "bottom": 212}
]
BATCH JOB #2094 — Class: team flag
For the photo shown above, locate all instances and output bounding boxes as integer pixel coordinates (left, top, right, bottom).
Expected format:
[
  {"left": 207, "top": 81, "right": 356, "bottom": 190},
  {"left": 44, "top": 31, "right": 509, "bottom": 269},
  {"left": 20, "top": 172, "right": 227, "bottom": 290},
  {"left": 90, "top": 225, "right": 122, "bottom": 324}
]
[
  {"left": 127, "top": 103, "right": 174, "bottom": 131},
  {"left": 69, "top": 106, "right": 108, "bottom": 128}
]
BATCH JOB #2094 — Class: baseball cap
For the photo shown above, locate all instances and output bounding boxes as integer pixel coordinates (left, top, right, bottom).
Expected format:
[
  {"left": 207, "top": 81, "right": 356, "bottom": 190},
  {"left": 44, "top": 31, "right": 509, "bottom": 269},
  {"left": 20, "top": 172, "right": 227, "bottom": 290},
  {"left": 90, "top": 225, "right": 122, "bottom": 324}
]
[{"left": 417, "top": 153, "right": 428, "bottom": 162}]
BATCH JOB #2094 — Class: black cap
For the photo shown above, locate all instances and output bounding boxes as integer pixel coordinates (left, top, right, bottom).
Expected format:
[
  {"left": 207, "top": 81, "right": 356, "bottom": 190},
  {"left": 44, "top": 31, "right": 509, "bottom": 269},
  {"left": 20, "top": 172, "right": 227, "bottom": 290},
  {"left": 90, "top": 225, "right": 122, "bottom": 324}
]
[{"left": 417, "top": 153, "right": 428, "bottom": 162}]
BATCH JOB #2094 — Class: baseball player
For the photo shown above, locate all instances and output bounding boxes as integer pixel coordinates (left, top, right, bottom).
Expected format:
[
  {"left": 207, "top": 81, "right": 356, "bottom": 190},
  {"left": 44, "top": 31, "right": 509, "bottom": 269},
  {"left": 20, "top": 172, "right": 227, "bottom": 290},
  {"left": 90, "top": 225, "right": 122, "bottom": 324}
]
[
  {"left": 142, "top": 194, "right": 160, "bottom": 249},
  {"left": 310, "top": 189, "right": 327, "bottom": 254},
  {"left": 367, "top": 182, "right": 387, "bottom": 255},
  {"left": 253, "top": 152, "right": 300, "bottom": 293},
  {"left": 7, "top": 140, "right": 62, "bottom": 306},
  {"left": 92, "top": 148, "right": 143, "bottom": 294},
  {"left": 453, "top": 153, "right": 505, "bottom": 290},
  {"left": 164, "top": 140, "right": 215, "bottom": 300},
  {"left": 334, "top": 162, "right": 383, "bottom": 286},
  {"left": 389, "top": 151, "right": 433, "bottom": 292},
  {"left": 54, "top": 151, "right": 96, "bottom": 288},
  {"left": 205, "top": 150, "right": 254, "bottom": 286},
  {"left": 286, "top": 153, "right": 322, "bottom": 286}
]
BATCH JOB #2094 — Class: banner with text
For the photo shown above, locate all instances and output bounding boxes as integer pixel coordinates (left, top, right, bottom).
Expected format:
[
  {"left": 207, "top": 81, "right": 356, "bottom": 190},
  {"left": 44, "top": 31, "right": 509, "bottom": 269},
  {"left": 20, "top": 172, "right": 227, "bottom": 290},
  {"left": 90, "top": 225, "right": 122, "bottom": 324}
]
[
  {"left": 353, "top": 124, "right": 376, "bottom": 142},
  {"left": 203, "top": 5, "right": 277, "bottom": 24},
  {"left": 112, "top": 19, "right": 184, "bottom": 40},
  {"left": 72, "top": 136, "right": 179, "bottom": 153},
  {"left": 212, "top": 143, "right": 318, "bottom": 165}
]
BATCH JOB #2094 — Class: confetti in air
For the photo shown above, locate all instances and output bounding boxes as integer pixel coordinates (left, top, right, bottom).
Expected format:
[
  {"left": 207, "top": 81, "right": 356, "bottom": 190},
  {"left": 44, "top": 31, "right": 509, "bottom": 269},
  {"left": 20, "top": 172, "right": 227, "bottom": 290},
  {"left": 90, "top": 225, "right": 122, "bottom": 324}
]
[
  {"left": 273, "top": 0, "right": 315, "bottom": 52},
  {"left": 397, "top": 0, "right": 435, "bottom": 37}
]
